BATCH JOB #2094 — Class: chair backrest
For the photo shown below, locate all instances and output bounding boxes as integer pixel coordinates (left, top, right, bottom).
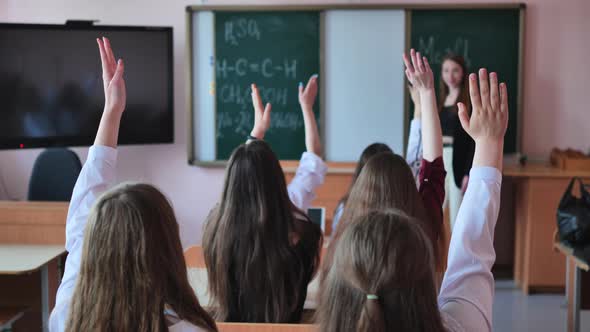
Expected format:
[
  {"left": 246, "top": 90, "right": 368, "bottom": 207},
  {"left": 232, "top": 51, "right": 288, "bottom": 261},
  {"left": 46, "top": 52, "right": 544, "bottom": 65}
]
[
  {"left": 28, "top": 148, "right": 82, "bottom": 202},
  {"left": 216, "top": 323, "right": 317, "bottom": 332}
]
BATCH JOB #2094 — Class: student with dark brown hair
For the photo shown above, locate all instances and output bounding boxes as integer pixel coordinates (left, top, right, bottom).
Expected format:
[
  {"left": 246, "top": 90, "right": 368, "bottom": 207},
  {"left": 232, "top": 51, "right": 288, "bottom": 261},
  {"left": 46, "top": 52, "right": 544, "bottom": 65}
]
[
  {"left": 331, "top": 143, "right": 393, "bottom": 230},
  {"left": 50, "top": 37, "right": 216, "bottom": 332},
  {"left": 318, "top": 68, "right": 509, "bottom": 332},
  {"left": 326, "top": 50, "right": 447, "bottom": 278},
  {"left": 203, "top": 75, "right": 326, "bottom": 323}
]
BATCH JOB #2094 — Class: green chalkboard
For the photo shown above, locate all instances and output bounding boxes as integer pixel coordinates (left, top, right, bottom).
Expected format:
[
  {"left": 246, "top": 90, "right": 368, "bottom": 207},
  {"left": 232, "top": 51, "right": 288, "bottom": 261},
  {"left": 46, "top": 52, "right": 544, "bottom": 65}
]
[
  {"left": 214, "top": 11, "right": 320, "bottom": 160},
  {"left": 410, "top": 8, "right": 521, "bottom": 153}
]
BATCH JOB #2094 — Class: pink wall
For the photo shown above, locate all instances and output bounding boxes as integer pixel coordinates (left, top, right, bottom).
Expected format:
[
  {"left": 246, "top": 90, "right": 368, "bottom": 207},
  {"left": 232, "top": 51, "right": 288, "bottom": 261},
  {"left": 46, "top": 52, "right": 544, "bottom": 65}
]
[{"left": 1, "top": 0, "right": 589, "bottom": 247}]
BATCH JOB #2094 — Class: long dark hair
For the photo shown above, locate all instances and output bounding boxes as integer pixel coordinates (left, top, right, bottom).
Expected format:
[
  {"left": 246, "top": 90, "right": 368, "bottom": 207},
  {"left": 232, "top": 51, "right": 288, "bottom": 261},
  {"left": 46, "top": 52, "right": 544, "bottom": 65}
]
[
  {"left": 203, "top": 140, "right": 322, "bottom": 323},
  {"left": 323, "top": 152, "right": 444, "bottom": 283},
  {"left": 317, "top": 209, "right": 445, "bottom": 332},
  {"left": 438, "top": 54, "right": 470, "bottom": 113},
  {"left": 335, "top": 143, "right": 393, "bottom": 220},
  {"left": 67, "top": 183, "right": 217, "bottom": 332}
]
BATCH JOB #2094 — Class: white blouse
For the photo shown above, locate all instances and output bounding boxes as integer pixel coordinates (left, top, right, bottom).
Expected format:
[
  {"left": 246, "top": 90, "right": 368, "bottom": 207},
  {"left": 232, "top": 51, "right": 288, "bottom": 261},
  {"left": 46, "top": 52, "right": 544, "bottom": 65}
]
[{"left": 49, "top": 146, "right": 327, "bottom": 331}]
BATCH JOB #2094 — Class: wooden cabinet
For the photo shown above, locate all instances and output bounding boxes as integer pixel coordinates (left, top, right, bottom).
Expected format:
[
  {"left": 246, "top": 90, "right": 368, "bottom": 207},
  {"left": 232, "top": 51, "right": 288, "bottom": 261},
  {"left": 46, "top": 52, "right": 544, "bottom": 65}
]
[{"left": 505, "top": 163, "right": 590, "bottom": 293}]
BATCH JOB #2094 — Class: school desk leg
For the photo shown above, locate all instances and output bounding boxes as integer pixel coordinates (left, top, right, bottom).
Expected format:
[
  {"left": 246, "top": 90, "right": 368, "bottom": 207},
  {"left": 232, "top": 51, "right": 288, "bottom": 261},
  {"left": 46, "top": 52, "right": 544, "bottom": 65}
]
[
  {"left": 566, "top": 257, "right": 581, "bottom": 332},
  {"left": 41, "top": 264, "right": 49, "bottom": 332}
]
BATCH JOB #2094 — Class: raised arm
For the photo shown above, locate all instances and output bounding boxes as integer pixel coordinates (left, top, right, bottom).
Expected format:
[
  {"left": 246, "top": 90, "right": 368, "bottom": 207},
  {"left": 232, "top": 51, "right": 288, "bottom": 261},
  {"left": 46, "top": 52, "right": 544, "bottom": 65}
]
[
  {"left": 405, "top": 84, "right": 423, "bottom": 182},
  {"left": 403, "top": 49, "right": 443, "bottom": 162},
  {"left": 248, "top": 83, "right": 271, "bottom": 141},
  {"left": 51, "top": 37, "right": 126, "bottom": 331},
  {"left": 403, "top": 51, "right": 446, "bottom": 263},
  {"left": 438, "top": 69, "right": 508, "bottom": 332},
  {"left": 247, "top": 81, "right": 327, "bottom": 212},
  {"left": 299, "top": 74, "right": 322, "bottom": 157},
  {"left": 289, "top": 75, "right": 326, "bottom": 210}
]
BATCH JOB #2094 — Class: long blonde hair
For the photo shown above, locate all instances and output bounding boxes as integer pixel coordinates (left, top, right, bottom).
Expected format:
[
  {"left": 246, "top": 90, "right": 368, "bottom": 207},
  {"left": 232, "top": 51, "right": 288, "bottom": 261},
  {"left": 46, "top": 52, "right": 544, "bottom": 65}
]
[{"left": 66, "top": 183, "right": 217, "bottom": 332}]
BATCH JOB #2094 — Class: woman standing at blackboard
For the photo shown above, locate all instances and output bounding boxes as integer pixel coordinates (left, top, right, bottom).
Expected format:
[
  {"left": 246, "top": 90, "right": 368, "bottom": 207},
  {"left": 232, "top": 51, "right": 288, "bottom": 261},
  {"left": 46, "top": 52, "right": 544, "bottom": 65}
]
[{"left": 438, "top": 54, "right": 475, "bottom": 230}]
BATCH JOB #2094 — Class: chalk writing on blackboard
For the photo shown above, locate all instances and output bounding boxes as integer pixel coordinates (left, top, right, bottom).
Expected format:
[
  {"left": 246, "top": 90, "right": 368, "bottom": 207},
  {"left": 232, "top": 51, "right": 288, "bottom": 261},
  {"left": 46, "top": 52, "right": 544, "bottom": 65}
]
[
  {"left": 417, "top": 36, "right": 472, "bottom": 67},
  {"left": 218, "top": 84, "right": 289, "bottom": 108},
  {"left": 224, "top": 18, "right": 261, "bottom": 46},
  {"left": 216, "top": 109, "right": 303, "bottom": 138},
  {"left": 216, "top": 58, "right": 298, "bottom": 79}
]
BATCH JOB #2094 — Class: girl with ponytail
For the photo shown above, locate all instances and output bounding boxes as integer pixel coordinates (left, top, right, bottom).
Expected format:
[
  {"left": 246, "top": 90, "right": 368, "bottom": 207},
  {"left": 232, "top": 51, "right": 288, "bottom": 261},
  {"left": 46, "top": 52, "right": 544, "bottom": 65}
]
[{"left": 318, "top": 67, "right": 509, "bottom": 332}]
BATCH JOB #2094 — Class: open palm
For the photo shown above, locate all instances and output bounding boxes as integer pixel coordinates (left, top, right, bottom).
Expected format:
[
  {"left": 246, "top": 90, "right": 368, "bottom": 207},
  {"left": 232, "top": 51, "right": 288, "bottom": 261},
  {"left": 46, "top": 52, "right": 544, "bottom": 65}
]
[{"left": 97, "top": 37, "right": 126, "bottom": 115}]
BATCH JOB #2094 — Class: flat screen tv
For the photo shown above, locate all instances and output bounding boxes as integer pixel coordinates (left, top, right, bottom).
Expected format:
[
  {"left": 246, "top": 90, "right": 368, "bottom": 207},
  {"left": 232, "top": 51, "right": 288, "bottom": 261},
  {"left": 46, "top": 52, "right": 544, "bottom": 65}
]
[{"left": 0, "top": 22, "right": 173, "bottom": 149}]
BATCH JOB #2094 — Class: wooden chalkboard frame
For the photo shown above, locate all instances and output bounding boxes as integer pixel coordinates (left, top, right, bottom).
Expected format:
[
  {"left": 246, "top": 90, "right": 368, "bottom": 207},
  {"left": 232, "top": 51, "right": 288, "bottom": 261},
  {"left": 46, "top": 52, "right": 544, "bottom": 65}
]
[{"left": 186, "top": 3, "right": 525, "bottom": 168}]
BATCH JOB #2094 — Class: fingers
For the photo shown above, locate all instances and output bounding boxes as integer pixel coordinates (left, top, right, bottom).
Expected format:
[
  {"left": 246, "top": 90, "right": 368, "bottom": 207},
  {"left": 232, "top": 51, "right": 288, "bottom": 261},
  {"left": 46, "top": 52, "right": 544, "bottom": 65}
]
[
  {"left": 422, "top": 56, "right": 431, "bottom": 73},
  {"left": 103, "top": 37, "right": 116, "bottom": 71},
  {"left": 402, "top": 52, "right": 414, "bottom": 73},
  {"left": 111, "top": 59, "right": 125, "bottom": 82},
  {"left": 251, "top": 83, "right": 264, "bottom": 114},
  {"left": 305, "top": 74, "right": 318, "bottom": 95},
  {"left": 500, "top": 82, "right": 508, "bottom": 114},
  {"left": 298, "top": 82, "right": 304, "bottom": 98},
  {"left": 468, "top": 73, "right": 482, "bottom": 111},
  {"left": 478, "top": 68, "right": 490, "bottom": 109},
  {"left": 489, "top": 72, "right": 499, "bottom": 111},
  {"left": 96, "top": 38, "right": 110, "bottom": 78},
  {"left": 457, "top": 102, "right": 471, "bottom": 133},
  {"left": 404, "top": 69, "right": 414, "bottom": 85},
  {"left": 410, "top": 49, "right": 419, "bottom": 74},
  {"left": 262, "top": 102, "right": 272, "bottom": 124},
  {"left": 415, "top": 51, "right": 425, "bottom": 73}
]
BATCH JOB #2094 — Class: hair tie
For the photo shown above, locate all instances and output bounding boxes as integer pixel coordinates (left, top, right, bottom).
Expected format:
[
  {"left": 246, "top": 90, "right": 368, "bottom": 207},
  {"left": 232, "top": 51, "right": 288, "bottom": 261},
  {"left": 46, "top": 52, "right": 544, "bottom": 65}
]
[{"left": 366, "top": 294, "right": 379, "bottom": 300}]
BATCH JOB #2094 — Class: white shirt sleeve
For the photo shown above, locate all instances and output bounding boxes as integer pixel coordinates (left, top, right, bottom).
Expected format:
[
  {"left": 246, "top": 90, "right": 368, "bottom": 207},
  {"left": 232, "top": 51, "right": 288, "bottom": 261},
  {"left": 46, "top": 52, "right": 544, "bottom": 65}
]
[
  {"left": 438, "top": 166, "right": 502, "bottom": 332},
  {"left": 406, "top": 119, "right": 423, "bottom": 184},
  {"left": 50, "top": 145, "right": 118, "bottom": 332},
  {"left": 287, "top": 152, "right": 328, "bottom": 212}
]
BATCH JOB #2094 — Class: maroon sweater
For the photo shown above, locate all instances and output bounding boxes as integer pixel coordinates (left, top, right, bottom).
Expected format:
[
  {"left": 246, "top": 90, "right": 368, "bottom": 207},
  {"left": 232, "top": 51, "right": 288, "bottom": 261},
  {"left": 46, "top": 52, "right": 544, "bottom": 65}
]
[{"left": 418, "top": 156, "right": 447, "bottom": 250}]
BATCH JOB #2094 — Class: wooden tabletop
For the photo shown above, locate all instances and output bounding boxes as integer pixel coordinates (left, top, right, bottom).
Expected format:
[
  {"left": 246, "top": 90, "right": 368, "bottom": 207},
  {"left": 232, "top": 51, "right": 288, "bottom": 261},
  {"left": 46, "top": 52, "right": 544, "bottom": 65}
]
[
  {"left": 554, "top": 241, "right": 590, "bottom": 271},
  {"left": 503, "top": 162, "right": 590, "bottom": 179},
  {"left": 0, "top": 245, "right": 66, "bottom": 275}
]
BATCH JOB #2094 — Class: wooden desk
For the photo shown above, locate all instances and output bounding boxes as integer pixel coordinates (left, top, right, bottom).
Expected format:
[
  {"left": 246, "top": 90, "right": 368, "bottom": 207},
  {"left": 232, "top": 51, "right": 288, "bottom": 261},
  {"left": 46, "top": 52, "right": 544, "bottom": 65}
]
[
  {"left": 554, "top": 241, "right": 590, "bottom": 332},
  {"left": 504, "top": 163, "right": 590, "bottom": 293},
  {"left": 0, "top": 245, "right": 65, "bottom": 332},
  {"left": 0, "top": 201, "right": 68, "bottom": 245},
  {"left": 0, "top": 201, "right": 68, "bottom": 332},
  {"left": 283, "top": 162, "right": 355, "bottom": 236}
]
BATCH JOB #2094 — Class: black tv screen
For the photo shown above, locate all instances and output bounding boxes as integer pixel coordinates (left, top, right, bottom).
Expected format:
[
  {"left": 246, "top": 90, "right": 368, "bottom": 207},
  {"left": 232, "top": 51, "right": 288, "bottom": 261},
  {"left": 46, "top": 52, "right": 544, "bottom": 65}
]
[{"left": 0, "top": 23, "right": 173, "bottom": 149}]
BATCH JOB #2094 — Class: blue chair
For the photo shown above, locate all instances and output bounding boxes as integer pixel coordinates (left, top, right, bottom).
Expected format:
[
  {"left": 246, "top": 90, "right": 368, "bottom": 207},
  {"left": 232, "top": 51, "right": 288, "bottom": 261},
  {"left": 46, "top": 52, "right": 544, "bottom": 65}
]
[{"left": 28, "top": 148, "right": 82, "bottom": 201}]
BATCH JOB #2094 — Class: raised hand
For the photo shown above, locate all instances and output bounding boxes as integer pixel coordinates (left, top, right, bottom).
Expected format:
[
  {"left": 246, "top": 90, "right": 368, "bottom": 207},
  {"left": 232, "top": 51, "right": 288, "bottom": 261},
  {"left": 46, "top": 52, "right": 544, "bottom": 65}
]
[
  {"left": 96, "top": 37, "right": 126, "bottom": 115},
  {"left": 402, "top": 49, "right": 441, "bottom": 162},
  {"left": 458, "top": 69, "right": 509, "bottom": 170},
  {"left": 298, "top": 74, "right": 318, "bottom": 112},
  {"left": 94, "top": 37, "right": 126, "bottom": 148},
  {"left": 403, "top": 49, "right": 434, "bottom": 92},
  {"left": 298, "top": 75, "right": 322, "bottom": 156},
  {"left": 249, "top": 84, "right": 271, "bottom": 140}
]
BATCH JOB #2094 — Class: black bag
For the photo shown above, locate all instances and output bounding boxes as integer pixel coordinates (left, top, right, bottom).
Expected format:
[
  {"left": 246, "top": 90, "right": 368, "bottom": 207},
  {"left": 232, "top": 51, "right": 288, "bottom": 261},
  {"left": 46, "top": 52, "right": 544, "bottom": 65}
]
[{"left": 557, "top": 178, "right": 590, "bottom": 246}]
